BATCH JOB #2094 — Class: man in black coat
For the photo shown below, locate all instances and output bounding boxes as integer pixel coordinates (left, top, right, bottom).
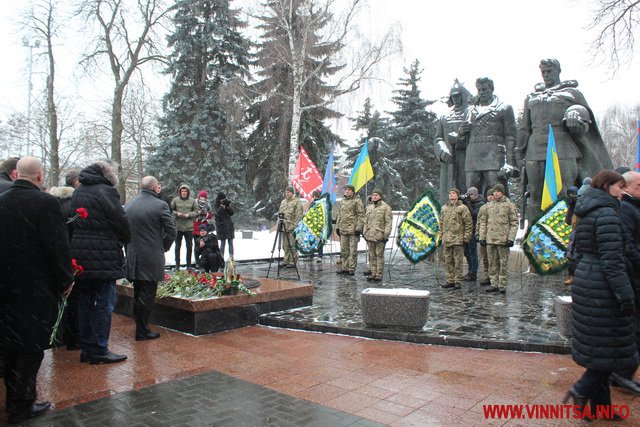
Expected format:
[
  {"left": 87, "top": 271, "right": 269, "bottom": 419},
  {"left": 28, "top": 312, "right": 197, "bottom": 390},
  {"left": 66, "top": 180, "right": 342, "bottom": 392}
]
[
  {"left": 70, "top": 160, "right": 131, "bottom": 365},
  {"left": 610, "top": 171, "right": 640, "bottom": 394},
  {"left": 125, "top": 176, "right": 176, "bottom": 341},
  {"left": 0, "top": 157, "right": 19, "bottom": 193},
  {"left": 0, "top": 157, "right": 74, "bottom": 424}
]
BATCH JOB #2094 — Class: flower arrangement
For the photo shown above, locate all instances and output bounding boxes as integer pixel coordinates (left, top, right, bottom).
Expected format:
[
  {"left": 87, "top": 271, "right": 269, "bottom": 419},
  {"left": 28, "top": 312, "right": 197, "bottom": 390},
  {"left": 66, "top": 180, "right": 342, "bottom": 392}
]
[{"left": 157, "top": 259, "right": 256, "bottom": 300}]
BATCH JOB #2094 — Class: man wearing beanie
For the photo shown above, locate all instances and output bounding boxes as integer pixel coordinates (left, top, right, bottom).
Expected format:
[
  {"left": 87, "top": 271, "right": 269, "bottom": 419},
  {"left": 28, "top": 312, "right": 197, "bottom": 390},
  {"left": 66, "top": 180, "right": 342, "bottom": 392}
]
[
  {"left": 335, "top": 184, "right": 365, "bottom": 275},
  {"left": 478, "top": 184, "right": 518, "bottom": 294},
  {"left": 440, "top": 188, "right": 473, "bottom": 289},
  {"left": 171, "top": 185, "right": 197, "bottom": 269},
  {"left": 476, "top": 188, "right": 494, "bottom": 286},
  {"left": 363, "top": 189, "right": 392, "bottom": 281},
  {"left": 278, "top": 186, "right": 303, "bottom": 268},
  {"left": 462, "top": 186, "right": 484, "bottom": 281}
]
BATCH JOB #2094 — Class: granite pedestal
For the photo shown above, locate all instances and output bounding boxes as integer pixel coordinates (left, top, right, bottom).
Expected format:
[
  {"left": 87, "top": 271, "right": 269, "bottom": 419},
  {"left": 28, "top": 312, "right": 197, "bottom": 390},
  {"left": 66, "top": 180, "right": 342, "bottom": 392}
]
[
  {"left": 115, "top": 277, "right": 313, "bottom": 335},
  {"left": 361, "top": 288, "right": 430, "bottom": 329},
  {"left": 554, "top": 295, "right": 572, "bottom": 337}
]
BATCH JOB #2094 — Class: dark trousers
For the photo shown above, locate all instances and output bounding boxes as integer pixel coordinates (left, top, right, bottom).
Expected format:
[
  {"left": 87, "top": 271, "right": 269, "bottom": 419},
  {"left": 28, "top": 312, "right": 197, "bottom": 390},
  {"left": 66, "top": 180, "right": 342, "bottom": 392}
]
[
  {"left": 3, "top": 351, "right": 44, "bottom": 418},
  {"left": 174, "top": 231, "right": 193, "bottom": 267},
  {"left": 133, "top": 280, "right": 158, "bottom": 337},
  {"left": 464, "top": 235, "right": 478, "bottom": 277},
  {"left": 573, "top": 369, "right": 612, "bottom": 408},
  {"left": 198, "top": 252, "right": 222, "bottom": 273},
  {"left": 76, "top": 279, "right": 116, "bottom": 355},
  {"left": 219, "top": 239, "right": 234, "bottom": 258}
]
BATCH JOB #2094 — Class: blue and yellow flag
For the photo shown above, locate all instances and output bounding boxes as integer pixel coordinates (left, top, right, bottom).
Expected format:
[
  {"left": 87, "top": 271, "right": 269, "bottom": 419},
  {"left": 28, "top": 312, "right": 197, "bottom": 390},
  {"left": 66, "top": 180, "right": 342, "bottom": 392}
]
[
  {"left": 541, "top": 125, "right": 562, "bottom": 210},
  {"left": 348, "top": 139, "right": 374, "bottom": 192}
]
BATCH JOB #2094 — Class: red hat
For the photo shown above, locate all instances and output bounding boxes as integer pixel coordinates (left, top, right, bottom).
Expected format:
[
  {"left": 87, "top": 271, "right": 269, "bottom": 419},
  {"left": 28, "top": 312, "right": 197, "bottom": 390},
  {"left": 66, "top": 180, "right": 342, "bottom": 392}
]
[{"left": 198, "top": 190, "right": 208, "bottom": 198}]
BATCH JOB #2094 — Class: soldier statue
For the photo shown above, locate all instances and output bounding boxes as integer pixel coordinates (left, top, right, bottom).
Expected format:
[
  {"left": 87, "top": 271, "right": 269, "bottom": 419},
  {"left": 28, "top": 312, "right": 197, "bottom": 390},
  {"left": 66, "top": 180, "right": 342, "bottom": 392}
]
[
  {"left": 460, "top": 77, "right": 518, "bottom": 198},
  {"left": 516, "top": 58, "right": 612, "bottom": 220},
  {"left": 433, "top": 80, "right": 472, "bottom": 205}
]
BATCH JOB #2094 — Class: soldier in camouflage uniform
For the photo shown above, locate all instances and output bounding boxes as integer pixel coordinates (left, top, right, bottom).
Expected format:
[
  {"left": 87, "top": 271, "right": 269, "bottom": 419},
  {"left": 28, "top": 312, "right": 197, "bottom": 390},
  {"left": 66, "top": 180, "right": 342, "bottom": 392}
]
[
  {"left": 278, "top": 186, "right": 303, "bottom": 268},
  {"left": 475, "top": 190, "right": 494, "bottom": 286},
  {"left": 478, "top": 184, "right": 518, "bottom": 293},
  {"left": 363, "top": 189, "right": 392, "bottom": 282},
  {"left": 335, "top": 185, "right": 365, "bottom": 275},
  {"left": 440, "top": 188, "right": 473, "bottom": 289}
]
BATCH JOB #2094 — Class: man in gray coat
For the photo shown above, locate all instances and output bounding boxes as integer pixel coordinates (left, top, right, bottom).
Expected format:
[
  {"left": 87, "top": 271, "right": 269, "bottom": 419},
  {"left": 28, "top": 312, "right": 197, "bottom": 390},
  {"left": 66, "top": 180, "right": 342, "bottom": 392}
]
[{"left": 125, "top": 176, "right": 176, "bottom": 341}]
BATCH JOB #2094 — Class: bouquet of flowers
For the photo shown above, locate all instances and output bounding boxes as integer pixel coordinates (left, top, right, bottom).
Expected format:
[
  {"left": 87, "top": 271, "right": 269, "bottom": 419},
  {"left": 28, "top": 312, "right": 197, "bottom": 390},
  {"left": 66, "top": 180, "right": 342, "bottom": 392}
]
[
  {"left": 157, "top": 259, "right": 256, "bottom": 299},
  {"left": 67, "top": 207, "right": 88, "bottom": 224},
  {"left": 49, "top": 258, "right": 84, "bottom": 345}
]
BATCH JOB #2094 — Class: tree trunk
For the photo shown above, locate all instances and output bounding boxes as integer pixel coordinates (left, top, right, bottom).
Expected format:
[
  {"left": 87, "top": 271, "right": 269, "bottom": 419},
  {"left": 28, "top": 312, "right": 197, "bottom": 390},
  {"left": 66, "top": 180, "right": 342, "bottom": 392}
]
[{"left": 112, "top": 85, "right": 125, "bottom": 202}]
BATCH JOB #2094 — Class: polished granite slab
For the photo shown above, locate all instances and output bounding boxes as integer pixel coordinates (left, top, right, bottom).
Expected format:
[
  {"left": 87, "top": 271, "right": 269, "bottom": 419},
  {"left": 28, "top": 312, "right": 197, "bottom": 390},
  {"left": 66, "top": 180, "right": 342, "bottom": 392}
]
[
  {"left": 115, "top": 277, "right": 314, "bottom": 335},
  {"left": 234, "top": 250, "right": 572, "bottom": 354}
]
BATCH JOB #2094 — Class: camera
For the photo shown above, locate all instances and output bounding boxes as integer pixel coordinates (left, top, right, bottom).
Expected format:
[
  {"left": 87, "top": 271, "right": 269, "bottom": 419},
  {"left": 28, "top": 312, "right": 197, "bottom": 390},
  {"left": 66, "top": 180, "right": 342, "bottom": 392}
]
[
  {"left": 459, "top": 193, "right": 469, "bottom": 201},
  {"left": 222, "top": 199, "right": 231, "bottom": 207},
  {"left": 278, "top": 212, "right": 285, "bottom": 220}
]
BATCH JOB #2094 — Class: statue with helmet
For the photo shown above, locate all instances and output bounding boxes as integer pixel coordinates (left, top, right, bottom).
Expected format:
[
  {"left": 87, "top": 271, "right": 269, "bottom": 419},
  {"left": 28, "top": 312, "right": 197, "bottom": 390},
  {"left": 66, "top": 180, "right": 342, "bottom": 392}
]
[
  {"left": 433, "top": 80, "right": 472, "bottom": 205},
  {"left": 515, "top": 58, "right": 612, "bottom": 220}
]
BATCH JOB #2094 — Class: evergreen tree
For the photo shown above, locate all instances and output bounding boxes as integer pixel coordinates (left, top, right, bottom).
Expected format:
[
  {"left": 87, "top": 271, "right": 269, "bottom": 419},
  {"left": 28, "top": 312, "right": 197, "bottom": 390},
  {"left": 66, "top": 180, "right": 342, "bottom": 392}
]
[
  {"left": 246, "top": 0, "right": 343, "bottom": 218},
  {"left": 346, "top": 98, "right": 406, "bottom": 207},
  {"left": 147, "top": 0, "right": 251, "bottom": 198},
  {"left": 386, "top": 59, "right": 438, "bottom": 208}
]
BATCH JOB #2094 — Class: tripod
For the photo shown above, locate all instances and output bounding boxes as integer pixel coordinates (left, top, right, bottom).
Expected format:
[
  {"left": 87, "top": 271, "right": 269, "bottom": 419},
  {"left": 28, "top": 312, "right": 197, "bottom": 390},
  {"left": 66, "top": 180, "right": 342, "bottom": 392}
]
[{"left": 266, "top": 217, "right": 300, "bottom": 279}]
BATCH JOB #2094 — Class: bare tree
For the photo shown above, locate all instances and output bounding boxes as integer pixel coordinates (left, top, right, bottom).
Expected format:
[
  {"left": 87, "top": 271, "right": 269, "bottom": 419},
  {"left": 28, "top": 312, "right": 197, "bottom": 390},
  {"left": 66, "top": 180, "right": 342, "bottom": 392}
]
[
  {"left": 257, "top": 0, "right": 399, "bottom": 164},
  {"left": 76, "top": 0, "right": 171, "bottom": 201},
  {"left": 24, "top": 0, "right": 62, "bottom": 184},
  {"left": 598, "top": 102, "right": 640, "bottom": 168},
  {"left": 588, "top": 0, "right": 640, "bottom": 71}
]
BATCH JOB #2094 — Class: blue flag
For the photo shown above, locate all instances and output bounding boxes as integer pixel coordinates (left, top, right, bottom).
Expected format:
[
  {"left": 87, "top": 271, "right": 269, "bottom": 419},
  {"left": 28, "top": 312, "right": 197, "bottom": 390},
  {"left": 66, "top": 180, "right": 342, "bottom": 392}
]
[{"left": 321, "top": 148, "right": 337, "bottom": 203}]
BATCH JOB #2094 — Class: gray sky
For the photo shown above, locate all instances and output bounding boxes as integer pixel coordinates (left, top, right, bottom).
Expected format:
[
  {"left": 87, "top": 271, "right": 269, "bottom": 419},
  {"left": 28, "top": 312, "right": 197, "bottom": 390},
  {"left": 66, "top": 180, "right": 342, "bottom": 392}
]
[{"left": 1, "top": 0, "right": 638, "bottom": 142}]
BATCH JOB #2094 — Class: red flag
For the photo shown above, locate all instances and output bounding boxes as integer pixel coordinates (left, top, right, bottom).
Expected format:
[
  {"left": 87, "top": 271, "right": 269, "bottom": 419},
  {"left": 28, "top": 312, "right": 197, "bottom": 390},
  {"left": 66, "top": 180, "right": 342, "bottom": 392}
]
[{"left": 291, "top": 147, "right": 323, "bottom": 201}]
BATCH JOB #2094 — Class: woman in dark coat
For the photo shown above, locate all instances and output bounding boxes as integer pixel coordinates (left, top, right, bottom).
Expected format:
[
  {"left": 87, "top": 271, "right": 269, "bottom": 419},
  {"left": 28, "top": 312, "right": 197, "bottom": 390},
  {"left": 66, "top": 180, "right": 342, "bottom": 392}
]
[
  {"left": 70, "top": 160, "right": 131, "bottom": 364},
  {"left": 214, "top": 192, "right": 235, "bottom": 258},
  {"left": 565, "top": 169, "right": 636, "bottom": 419}
]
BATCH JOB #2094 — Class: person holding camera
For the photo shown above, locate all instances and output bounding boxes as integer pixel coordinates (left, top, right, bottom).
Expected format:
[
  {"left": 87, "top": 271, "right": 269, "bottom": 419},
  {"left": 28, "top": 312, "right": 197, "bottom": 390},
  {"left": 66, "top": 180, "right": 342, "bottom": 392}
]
[
  {"left": 278, "top": 186, "right": 303, "bottom": 268},
  {"left": 195, "top": 224, "right": 223, "bottom": 272},
  {"left": 214, "top": 192, "right": 235, "bottom": 259},
  {"left": 335, "top": 184, "right": 365, "bottom": 275},
  {"left": 363, "top": 189, "right": 392, "bottom": 282}
]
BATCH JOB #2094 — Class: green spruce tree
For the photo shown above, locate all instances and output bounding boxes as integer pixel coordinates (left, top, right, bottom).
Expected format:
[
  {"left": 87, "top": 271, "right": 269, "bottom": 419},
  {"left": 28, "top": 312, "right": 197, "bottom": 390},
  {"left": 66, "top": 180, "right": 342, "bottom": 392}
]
[
  {"left": 147, "top": 0, "right": 251, "bottom": 199},
  {"left": 386, "top": 59, "right": 438, "bottom": 208}
]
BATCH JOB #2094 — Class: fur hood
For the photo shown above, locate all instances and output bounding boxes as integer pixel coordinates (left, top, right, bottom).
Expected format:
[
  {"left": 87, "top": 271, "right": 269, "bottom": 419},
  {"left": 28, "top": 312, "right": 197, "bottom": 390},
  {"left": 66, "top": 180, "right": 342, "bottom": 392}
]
[{"left": 49, "top": 186, "right": 74, "bottom": 200}]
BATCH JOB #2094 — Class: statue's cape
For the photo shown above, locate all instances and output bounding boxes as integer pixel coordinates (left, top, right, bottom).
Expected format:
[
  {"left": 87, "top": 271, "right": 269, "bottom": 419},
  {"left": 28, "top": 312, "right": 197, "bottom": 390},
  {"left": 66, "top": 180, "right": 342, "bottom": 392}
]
[{"left": 533, "top": 80, "right": 613, "bottom": 181}]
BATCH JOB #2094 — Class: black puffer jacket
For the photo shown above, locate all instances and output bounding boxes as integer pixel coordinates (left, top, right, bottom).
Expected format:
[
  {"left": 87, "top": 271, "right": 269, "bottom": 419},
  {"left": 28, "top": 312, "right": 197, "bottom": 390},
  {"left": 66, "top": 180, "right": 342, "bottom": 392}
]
[
  {"left": 621, "top": 193, "right": 640, "bottom": 289},
  {"left": 571, "top": 186, "right": 637, "bottom": 371},
  {"left": 70, "top": 163, "right": 131, "bottom": 280},
  {"left": 214, "top": 193, "right": 235, "bottom": 240}
]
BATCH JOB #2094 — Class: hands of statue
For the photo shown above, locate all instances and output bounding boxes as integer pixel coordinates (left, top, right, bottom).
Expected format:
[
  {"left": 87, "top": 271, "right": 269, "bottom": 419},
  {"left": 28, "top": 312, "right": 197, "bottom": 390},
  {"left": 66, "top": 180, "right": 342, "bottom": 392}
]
[
  {"left": 565, "top": 116, "right": 588, "bottom": 135},
  {"left": 440, "top": 150, "right": 453, "bottom": 163},
  {"left": 458, "top": 122, "right": 469, "bottom": 135}
]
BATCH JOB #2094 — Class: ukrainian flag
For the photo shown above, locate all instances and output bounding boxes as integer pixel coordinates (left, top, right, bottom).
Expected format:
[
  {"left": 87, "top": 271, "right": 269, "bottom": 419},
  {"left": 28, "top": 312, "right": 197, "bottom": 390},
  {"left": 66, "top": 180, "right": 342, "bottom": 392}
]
[
  {"left": 348, "top": 139, "right": 374, "bottom": 192},
  {"left": 541, "top": 125, "right": 562, "bottom": 210}
]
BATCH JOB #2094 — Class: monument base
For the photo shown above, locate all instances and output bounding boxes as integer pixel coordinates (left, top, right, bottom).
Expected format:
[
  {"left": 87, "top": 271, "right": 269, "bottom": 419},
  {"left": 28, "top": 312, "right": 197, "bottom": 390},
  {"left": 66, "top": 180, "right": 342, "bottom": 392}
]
[{"left": 115, "top": 277, "right": 313, "bottom": 335}]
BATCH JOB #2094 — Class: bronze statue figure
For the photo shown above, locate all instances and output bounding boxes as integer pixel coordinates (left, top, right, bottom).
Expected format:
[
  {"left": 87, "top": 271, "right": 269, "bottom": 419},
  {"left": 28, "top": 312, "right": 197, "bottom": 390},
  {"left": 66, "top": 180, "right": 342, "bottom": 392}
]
[
  {"left": 516, "top": 58, "right": 612, "bottom": 220},
  {"left": 461, "top": 77, "right": 518, "bottom": 198},
  {"left": 433, "top": 80, "right": 471, "bottom": 204}
]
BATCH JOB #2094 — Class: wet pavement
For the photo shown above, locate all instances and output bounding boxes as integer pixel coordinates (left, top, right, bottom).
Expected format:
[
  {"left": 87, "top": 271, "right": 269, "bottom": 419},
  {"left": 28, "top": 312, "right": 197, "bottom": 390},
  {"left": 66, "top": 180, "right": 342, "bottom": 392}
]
[
  {"left": 4, "top": 250, "right": 631, "bottom": 426},
  {"left": 244, "top": 249, "right": 572, "bottom": 354}
]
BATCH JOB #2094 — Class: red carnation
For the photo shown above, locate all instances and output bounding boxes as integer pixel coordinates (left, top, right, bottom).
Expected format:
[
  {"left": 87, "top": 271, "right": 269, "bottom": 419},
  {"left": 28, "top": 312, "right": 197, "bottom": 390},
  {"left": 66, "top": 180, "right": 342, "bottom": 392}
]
[{"left": 76, "top": 207, "right": 88, "bottom": 219}]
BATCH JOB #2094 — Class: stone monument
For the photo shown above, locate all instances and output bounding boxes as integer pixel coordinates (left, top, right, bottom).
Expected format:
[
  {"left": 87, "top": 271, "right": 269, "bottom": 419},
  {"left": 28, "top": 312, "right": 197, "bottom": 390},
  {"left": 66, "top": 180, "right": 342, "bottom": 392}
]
[{"left": 516, "top": 58, "right": 612, "bottom": 220}]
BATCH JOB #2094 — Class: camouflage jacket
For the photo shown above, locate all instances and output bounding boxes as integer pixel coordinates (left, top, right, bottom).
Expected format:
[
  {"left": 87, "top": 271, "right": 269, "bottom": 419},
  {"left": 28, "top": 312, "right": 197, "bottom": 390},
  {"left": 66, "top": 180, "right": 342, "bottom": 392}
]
[
  {"left": 279, "top": 197, "right": 303, "bottom": 232},
  {"left": 479, "top": 197, "right": 518, "bottom": 244},
  {"left": 440, "top": 200, "right": 472, "bottom": 246},
  {"left": 363, "top": 200, "right": 392, "bottom": 242},
  {"left": 336, "top": 195, "right": 365, "bottom": 235}
]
